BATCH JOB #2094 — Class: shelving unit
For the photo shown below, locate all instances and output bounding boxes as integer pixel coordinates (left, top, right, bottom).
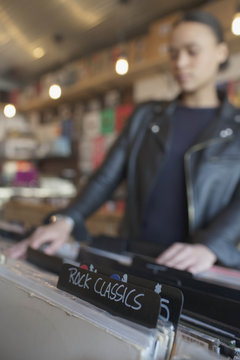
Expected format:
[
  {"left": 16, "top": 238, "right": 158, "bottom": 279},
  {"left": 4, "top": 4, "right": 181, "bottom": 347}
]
[
  {"left": 16, "top": 35, "right": 240, "bottom": 113},
  {"left": 4, "top": 0, "right": 240, "bottom": 235},
  {"left": 17, "top": 57, "right": 169, "bottom": 112}
]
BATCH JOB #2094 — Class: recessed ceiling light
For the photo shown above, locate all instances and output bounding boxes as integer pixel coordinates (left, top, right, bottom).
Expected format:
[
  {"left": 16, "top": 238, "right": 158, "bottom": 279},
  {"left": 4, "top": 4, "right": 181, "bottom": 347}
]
[
  {"left": 115, "top": 57, "right": 129, "bottom": 75},
  {"left": 49, "top": 84, "right": 62, "bottom": 99},
  {"left": 232, "top": 12, "right": 240, "bottom": 35},
  {"left": 4, "top": 104, "right": 16, "bottom": 118},
  {"left": 33, "top": 47, "right": 45, "bottom": 59}
]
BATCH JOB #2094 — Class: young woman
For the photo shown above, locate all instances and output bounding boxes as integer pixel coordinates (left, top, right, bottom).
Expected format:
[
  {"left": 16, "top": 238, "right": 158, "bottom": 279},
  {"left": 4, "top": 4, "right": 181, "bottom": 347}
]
[{"left": 9, "top": 11, "right": 240, "bottom": 273}]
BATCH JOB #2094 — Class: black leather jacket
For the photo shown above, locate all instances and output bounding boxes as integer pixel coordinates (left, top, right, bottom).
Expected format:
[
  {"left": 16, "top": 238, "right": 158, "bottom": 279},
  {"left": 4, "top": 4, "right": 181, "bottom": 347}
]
[{"left": 59, "top": 92, "right": 240, "bottom": 269}]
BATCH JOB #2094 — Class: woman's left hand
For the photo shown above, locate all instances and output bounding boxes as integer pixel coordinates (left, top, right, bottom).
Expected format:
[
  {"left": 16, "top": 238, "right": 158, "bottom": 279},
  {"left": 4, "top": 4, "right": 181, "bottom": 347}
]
[{"left": 155, "top": 242, "right": 217, "bottom": 274}]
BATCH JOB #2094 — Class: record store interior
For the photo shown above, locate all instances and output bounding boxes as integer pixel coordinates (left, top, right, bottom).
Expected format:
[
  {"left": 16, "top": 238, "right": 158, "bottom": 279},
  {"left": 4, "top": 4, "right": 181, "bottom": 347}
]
[{"left": 1, "top": 0, "right": 240, "bottom": 359}]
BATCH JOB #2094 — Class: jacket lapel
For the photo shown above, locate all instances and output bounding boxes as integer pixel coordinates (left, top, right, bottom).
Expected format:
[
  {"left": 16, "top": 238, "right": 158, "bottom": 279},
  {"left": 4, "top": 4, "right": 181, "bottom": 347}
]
[
  {"left": 190, "top": 92, "right": 237, "bottom": 147},
  {"left": 150, "top": 101, "right": 176, "bottom": 152}
]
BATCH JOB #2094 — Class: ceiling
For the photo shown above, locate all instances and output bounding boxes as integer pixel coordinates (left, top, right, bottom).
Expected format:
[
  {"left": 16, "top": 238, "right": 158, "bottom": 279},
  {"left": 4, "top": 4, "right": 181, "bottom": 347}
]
[{"left": 0, "top": 0, "right": 209, "bottom": 90}]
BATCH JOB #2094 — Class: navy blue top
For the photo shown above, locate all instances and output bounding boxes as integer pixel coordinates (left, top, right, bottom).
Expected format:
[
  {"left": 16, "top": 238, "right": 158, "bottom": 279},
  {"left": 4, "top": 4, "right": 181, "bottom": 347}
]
[{"left": 141, "top": 105, "right": 218, "bottom": 245}]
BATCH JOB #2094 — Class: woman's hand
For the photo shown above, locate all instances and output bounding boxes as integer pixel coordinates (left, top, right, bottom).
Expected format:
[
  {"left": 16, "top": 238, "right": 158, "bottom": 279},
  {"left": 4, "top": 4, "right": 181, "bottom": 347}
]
[
  {"left": 7, "top": 219, "right": 73, "bottom": 260},
  {"left": 156, "top": 242, "right": 217, "bottom": 274}
]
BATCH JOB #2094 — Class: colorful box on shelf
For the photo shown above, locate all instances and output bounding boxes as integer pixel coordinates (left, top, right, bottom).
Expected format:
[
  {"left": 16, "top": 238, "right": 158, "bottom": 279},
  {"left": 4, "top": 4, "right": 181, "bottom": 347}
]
[
  {"left": 92, "top": 135, "right": 106, "bottom": 169},
  {"left": 228, "top": 79, "right": 240, "bottom": 107},
  {"left": 115, "top": 104, "right": 134, "bottom": 133},
  {"left": 101, "top": 108, "right": 115, "bottom": 134},
  {"left": 82, "top": 110, "right": 101, "bottom": 138},
  {"left": 13, "top": 161, "right": 39, "bottom": 187},
  {"left": 3, "top": 138, "right": 38, "bottom": 159},
  {"left": 1, "top": 160, "right": 39, "bottom": 187}
]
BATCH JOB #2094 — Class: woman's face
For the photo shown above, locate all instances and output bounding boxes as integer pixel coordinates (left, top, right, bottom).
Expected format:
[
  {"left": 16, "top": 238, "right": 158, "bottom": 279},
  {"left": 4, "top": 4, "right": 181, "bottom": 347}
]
[{"left": 169, "top": 21, "right": 227, "bottom": 93}]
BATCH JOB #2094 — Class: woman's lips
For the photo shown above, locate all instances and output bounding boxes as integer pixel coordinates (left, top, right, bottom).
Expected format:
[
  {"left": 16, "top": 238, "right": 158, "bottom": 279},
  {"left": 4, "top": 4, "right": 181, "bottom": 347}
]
[{"left": 177, "top": 73, "right": 192, "bottom": 83}]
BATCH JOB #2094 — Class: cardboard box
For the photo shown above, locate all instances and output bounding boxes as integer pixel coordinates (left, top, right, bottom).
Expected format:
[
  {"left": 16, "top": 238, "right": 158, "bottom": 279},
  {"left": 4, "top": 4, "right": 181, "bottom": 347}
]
[
  {"left": 88, "top": 48, "right": 113, "bottom": 77},
  {"left": 148, "top": 12, "right": 182, "bottom": 60},
  {"left": 128, "top": 36, "right": 150, "bottom": 66},
  {"left": 200, "top": 0, "right": 236, "bottom": 32},
  {"left": 149, "top": 13, "right": 181, "bottom": 40}
]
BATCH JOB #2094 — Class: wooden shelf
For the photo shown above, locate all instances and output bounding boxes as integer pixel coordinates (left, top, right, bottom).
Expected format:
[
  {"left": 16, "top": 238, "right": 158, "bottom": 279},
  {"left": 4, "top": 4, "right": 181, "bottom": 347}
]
[
  {"left": 226, "top": 31, "right": 240, "bottom": 55},
  {"left": 16, "top": 32, "right": 240, "bottom": 113},
  {"left": 17, "top": 57, "right": 168, "bottom": 112}
]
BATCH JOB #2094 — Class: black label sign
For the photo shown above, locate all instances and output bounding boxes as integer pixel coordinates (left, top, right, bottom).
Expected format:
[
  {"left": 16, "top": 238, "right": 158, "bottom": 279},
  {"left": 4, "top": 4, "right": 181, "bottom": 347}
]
[
  {"left": 83, "top": 263, "right": 183, "bottom": 330},
  {"left": 57, "top": 263, "right": 161, "bottom": 328}
]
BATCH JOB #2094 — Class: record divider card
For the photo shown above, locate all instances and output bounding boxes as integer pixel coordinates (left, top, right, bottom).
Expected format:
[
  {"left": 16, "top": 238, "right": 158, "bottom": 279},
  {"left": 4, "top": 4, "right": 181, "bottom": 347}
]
[{"left": 57, "top": 262, "right": 183, "bottom": 329}]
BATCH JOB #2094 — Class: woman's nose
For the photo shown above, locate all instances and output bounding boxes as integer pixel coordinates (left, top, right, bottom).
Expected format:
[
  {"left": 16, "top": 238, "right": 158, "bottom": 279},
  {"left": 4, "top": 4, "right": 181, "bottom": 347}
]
[{"left": 175, "top": 50, "right": 189, "bottom": 69}]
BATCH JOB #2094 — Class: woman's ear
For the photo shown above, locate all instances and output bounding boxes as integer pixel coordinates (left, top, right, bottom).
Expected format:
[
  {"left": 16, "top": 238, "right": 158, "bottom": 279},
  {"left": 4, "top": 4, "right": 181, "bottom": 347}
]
[{"left": 217, "top": 42, "right": 229, "bottom": 67}]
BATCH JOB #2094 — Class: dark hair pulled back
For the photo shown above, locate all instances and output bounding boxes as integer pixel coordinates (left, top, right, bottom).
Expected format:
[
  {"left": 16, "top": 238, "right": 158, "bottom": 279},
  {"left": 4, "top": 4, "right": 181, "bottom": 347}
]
[{"left": 174, "top": 10, "right": 229, "bottom": 70}]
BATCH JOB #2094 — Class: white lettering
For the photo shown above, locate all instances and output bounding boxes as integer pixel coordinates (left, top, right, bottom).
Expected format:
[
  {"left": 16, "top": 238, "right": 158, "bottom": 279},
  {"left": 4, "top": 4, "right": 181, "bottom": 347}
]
[
  {"left": 160, "top": 298, "right": 170, "bottom": 322},
  {"left": 94, "top": 277, "right": 103, "bottom": 294},
  {"left": 109, "top": 283, "right": 119, "bottom": 300},
  {"left": 69, "top": 270, "right": 145, "bottom": 312},
  {"left": 99, "top": 280, "right": 106, "bottom": 296},
  {"left": 76, "top": 273, "right": 86, "bottom": 287},
  {"left": 115, "top": 284, "right": 125, "bottom": 302},
  {"left": 131, "top": 293, "right": 144, "bottom": 311},
  {"left": 83, "top": 273, "right": 92, "bottom": 290},
  {"left": 121, "top": 287, "right": 128, "bottom": 303},
  {"left": 124, "top": 289, "right": 136, "bottom": 308},
  {"left": 68, "top": 267, "right": 78, "bottom": 284},
  {"left": 103, "top": 282, "right": 112, "bottom": 298}
]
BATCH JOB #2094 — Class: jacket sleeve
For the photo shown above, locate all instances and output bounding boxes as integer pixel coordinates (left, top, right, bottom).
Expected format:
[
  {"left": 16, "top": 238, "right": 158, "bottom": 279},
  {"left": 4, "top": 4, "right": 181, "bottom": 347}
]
[
  {"left": 192, "top": 196, "right": 240, "bottom": 269},
  {"left": 46, "top": 105, "right": 143, "bottom": 240}
]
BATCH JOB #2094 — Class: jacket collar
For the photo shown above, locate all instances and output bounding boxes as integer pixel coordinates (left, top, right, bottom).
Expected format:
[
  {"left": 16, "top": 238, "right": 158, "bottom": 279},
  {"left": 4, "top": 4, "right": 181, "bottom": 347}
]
[{"left": 162, "top": 90, "right": 238, "bottom": 144}]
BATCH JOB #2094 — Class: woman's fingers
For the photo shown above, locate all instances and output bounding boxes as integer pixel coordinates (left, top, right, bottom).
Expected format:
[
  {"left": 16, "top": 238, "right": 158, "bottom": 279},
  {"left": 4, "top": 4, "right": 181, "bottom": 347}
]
[
  {"left": 156, "top": 242, "right": 185, "bottom": 263},
  {"left": 7, "top": 238, "right": 30, "bottom": 259},
  {"left": 7, "top": 220, "right": 72, "bottom": 259},
  {"left": 156, "top": 243, "right": 217, "bottom": 274}
]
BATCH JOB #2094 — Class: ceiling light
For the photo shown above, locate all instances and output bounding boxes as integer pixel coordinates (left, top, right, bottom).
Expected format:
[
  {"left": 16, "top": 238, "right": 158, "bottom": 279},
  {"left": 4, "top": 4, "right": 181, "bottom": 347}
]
[
  {"left": 49, "top": 84, "right": 62, "bottom": 99},
  {"left": 4, "top": 104, "right": 16, "bottom": 118},
  {"left": 33, "top": 47, "right": 45, "bottom": 59},
  {"left": 232, "top": 12, "right": 240, "bottom": 35},
  {"left": 115, "top": 57, "right": 129, "bottom": 76}
]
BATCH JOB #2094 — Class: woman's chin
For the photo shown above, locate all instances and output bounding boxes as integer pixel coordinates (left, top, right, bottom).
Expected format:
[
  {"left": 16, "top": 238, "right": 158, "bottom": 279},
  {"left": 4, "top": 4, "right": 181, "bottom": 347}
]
[{"left": 178, "top": 83, "right": 197, "bottom": 94}]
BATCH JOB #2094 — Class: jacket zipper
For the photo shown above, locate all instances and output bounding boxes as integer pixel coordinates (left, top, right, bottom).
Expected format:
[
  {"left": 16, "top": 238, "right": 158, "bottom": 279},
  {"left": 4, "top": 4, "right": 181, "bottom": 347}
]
[{"left": 184, "top": 136, "right": 234, "bottom": 234}]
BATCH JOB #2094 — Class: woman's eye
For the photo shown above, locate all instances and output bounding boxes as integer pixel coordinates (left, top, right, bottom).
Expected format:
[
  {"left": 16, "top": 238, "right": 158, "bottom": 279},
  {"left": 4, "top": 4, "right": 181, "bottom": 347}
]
[
  {"left": 188, "top": 48, "right": 199, "bottom": 56},
  {"left": 169, "top": 51, "right": 178, "bottom": 60}
]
